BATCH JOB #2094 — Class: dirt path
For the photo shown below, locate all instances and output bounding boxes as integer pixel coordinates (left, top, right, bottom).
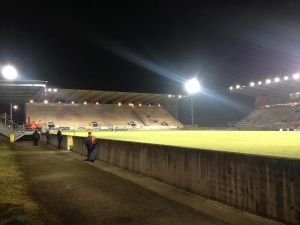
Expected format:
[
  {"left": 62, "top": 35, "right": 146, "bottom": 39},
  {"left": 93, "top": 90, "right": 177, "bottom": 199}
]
[{"left": 12, "top": 139, "right": 283, "bottom": 225}]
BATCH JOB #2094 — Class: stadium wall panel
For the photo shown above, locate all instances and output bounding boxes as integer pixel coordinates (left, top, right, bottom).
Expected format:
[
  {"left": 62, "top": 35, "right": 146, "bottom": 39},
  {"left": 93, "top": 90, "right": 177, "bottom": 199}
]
[{"left": 67, "top": 136, "right": 299, "bottom": 225}]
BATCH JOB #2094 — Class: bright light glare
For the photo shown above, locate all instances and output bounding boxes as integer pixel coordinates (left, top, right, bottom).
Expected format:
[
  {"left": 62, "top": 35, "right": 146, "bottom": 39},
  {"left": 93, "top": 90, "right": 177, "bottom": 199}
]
[
  {"left": 185, "top": 78, "right": 200, "bottom": 94},
  {"left": 2, "top": 65, "right": 17, "bottom": 80},
  {"left": 274, "top": 78, "right": 280, "bottom": 82},
  {"left": 293, "top": 73, "right": 299, "bottom": 79},
  {"left": 13, "top": 105, "right": 18, "bottom": 109},
  {"left": 258, "top": 81, "right": 262, "bottom": 85},
  {"left": 236, "top": 85, "right": 240, "bottom": 89},
  {"left": 229, "top": 86, "right": 233, "bottom": 90},
  {"left": 284, "top": 76, "right": 289, "bottom": 80},
  {"left": 250, "top": 82, "right": 255, "bottom": 86},
  {"left": 266, "top": 79, "right": 271, "bottom": 84}
]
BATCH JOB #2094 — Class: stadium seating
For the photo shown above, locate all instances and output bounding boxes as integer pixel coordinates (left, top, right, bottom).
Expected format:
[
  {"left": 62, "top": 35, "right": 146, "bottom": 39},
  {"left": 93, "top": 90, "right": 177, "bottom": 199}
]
[
  {"left": 26, "top": 103, "right": 182, "bottom": 129},
  {"left": 236, "top": 107, "right": 300, "bottom": 129}
]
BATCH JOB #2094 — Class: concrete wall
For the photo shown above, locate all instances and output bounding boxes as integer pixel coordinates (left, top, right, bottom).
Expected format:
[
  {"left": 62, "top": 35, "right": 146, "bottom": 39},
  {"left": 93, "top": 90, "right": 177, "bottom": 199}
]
[
  {"left": 40, "top": 134, "right": 69, "bottom": 149},
  {"left": 68, "top": 136, "right": 299, "bottom": 224}
]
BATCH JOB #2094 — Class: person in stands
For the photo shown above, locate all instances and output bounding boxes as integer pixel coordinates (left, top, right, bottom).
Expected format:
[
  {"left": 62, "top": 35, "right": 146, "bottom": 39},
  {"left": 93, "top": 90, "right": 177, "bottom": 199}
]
[
  {"left": 57, "top": 128, "right": 63, "bottom": 149},
  {"left": 84, "top": 132, "right": 97, "bottom": 162},
  {"left": 32, "top": 130, "right": 40, "bottom": 146}
]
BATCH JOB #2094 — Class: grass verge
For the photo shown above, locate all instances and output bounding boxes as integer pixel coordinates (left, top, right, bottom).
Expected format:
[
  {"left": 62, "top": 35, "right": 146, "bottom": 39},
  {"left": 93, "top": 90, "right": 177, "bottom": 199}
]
[{"left": 0, "top": 140, "right": 41, "bottom": 225}]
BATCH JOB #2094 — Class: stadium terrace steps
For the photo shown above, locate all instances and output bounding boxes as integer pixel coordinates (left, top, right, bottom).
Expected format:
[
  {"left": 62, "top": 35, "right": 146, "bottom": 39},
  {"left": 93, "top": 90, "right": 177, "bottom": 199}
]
[
  {"left": 236, "top": 107, "right": 300, "bottom": 129},
  {"left": 26, "top": 103, "right": 182, "bottom": 128}
]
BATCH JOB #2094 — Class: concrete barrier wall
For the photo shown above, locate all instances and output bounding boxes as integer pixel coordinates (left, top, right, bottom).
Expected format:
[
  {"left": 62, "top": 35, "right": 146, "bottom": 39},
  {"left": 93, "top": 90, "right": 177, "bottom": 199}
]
[
  {"left": 40, "top": 134, "right": 69, "bottom": 149},
  {"left": 70, "top": 136, "right": 299, "bottom": 225}
]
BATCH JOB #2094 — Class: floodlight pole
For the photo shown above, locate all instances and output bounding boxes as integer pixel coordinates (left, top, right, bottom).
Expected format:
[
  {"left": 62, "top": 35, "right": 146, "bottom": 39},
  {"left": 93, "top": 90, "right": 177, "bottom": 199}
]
[
  {"left": 185, "top": 77, "right": 200, "bottom": 127},
  {"left": 10, "top": 103, "right": 13, "bottom": 126},
  {"left": 191, "top": 95, "right": 194, "bottom": 126}
]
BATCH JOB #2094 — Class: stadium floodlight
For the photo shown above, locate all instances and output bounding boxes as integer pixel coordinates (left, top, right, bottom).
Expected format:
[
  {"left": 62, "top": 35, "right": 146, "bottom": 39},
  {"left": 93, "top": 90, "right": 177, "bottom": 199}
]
[
  {"left": 274, "top": 77, "right": 280, "bottom": 82},
  {"left": 185, "top": 78, "right": 200, "bottom": 94},
  {"left": 258, "top": 81, "right": 262, "bottom": 85},
  {"left": 284, "top": 76, "right": 289, "bottom": 80},
  {"left": 185, "top": 78, "right": 201, "bottom": 126},
  {"left": 2, "top": 65, "right": 17, "bottom": 80},
  {"left": 236, "top": 85, "right": 240, "bottom": 89},
  {"left": 293, "top": 73, "right": 299, "bottom": 79},
  {"left": 250, "top": 82, "right": 255, "bottom": 87},
  {"left": 266, "top": 79, "right": 271, "bottom": 84}
]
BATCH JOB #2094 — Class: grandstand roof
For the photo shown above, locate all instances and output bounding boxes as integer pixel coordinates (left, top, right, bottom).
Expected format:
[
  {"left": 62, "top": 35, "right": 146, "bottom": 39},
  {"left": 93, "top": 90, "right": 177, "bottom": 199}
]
[
  {"left": 0, "top": 80, "right": 186, "bottom": 105},
  {"left": 0, "top": 80, "right": 47, "bottom": 103},
  {"left": 230, "top": 77, "right": 300, "bottom": 97},
  {"left": 42, "top": 89, "right": 186, "bottom": 105}
]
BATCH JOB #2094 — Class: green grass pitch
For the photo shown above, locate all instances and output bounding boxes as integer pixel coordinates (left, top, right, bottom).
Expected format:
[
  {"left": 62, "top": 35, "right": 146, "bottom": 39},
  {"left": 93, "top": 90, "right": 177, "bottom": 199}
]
[{"left": 62, "top": 130, "right": 300, "bottom": 159}]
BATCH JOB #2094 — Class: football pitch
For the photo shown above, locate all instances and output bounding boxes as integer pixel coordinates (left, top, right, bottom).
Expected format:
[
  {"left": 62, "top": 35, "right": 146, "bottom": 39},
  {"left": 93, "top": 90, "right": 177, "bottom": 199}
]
[{"left": 61, "top": 130, "right": 300, "bottom": 159}]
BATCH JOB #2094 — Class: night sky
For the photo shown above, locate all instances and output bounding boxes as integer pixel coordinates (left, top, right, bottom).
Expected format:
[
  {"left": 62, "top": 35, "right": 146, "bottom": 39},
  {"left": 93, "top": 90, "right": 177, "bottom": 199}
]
[{"left": 1, "top": 1, "right": 300, "bottom": 124}]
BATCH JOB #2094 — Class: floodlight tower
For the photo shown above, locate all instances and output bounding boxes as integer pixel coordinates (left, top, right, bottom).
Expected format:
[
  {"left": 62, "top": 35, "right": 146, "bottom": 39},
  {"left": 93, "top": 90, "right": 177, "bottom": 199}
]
[
  {"left": 2, "top": 65, "right": 17, "bottom": 80},
  {"left": 185, "top": 78, "right": 200, "bottom": 126},
  {"left": 1, "top": 65, "right": 18, "bottom": 124}
]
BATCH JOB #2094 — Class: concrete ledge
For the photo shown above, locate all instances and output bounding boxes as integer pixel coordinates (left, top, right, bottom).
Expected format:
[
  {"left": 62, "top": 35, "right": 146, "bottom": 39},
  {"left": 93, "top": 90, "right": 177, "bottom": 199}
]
[{"left": 53, "top": 135, "right": 299, "bottom": 225}]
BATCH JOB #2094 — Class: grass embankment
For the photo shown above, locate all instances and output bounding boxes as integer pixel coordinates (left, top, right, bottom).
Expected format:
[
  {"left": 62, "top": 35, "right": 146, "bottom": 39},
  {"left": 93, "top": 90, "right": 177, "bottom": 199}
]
[
  {"left": 63, "top": 130, "right": 300, "bottom": 159},
  {"left": 0, "top": 140, "right": 40, "bottom": 225}
]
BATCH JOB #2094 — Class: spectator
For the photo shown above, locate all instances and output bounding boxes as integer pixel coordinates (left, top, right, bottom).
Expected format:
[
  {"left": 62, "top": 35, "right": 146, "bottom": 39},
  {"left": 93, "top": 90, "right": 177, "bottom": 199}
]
[
  {"left": 31, "top": 121, "right": 36, "bottom": 130},
  {"left": 45, "top": 130, "right": 50, "bottom": 145},
  {"left": 57, "top": 128, "right": 63, "bottom": 149},
  {"left": 84, "top": 132, "right": 97, "bottom": 162},
  {"left": 37, "top": 120, "right": 43, "bottom": 129},
  {"left": 32, "top": 130, "right": 40, "bottom": 146}
]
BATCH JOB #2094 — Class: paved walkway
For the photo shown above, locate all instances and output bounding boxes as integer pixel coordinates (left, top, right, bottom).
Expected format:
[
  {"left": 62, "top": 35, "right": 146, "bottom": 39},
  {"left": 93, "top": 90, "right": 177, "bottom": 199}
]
[{"left": 10, "top": 138, "right": 283, "bottom": 225}]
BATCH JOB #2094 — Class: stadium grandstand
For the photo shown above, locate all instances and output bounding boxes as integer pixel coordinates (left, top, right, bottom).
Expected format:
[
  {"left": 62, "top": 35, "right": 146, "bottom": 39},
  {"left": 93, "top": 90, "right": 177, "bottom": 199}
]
[
  {"left": 0, "top": 80, "right": 184, "bottom": 140},
  {"left": 230, "top": 73, "right": 300, "bottom": 130}
]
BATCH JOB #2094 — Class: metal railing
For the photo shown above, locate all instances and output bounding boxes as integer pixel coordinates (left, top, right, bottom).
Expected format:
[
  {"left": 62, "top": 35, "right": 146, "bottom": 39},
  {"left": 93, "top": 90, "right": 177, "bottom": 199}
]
[{"left": 0, "top": 114, "right": 26, "bottom": 140}]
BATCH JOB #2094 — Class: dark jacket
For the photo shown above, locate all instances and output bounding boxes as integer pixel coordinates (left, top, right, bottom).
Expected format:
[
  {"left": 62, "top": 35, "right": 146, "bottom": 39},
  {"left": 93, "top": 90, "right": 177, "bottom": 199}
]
[
  {"left": 33, "top": 130, "right": 40, "bottom": 140},
  {"left": 85, "top": 136, "right": 96, "bottom": 150},
  {"left": 57, "top": 130, "right": 63, "bottom": 141}
]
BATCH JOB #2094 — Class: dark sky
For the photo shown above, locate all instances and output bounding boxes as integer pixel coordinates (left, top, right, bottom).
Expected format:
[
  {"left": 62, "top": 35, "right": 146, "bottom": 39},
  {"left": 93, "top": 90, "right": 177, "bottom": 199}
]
[{"left": 1, "top": 1, "right": 300, "bottom": 124}]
